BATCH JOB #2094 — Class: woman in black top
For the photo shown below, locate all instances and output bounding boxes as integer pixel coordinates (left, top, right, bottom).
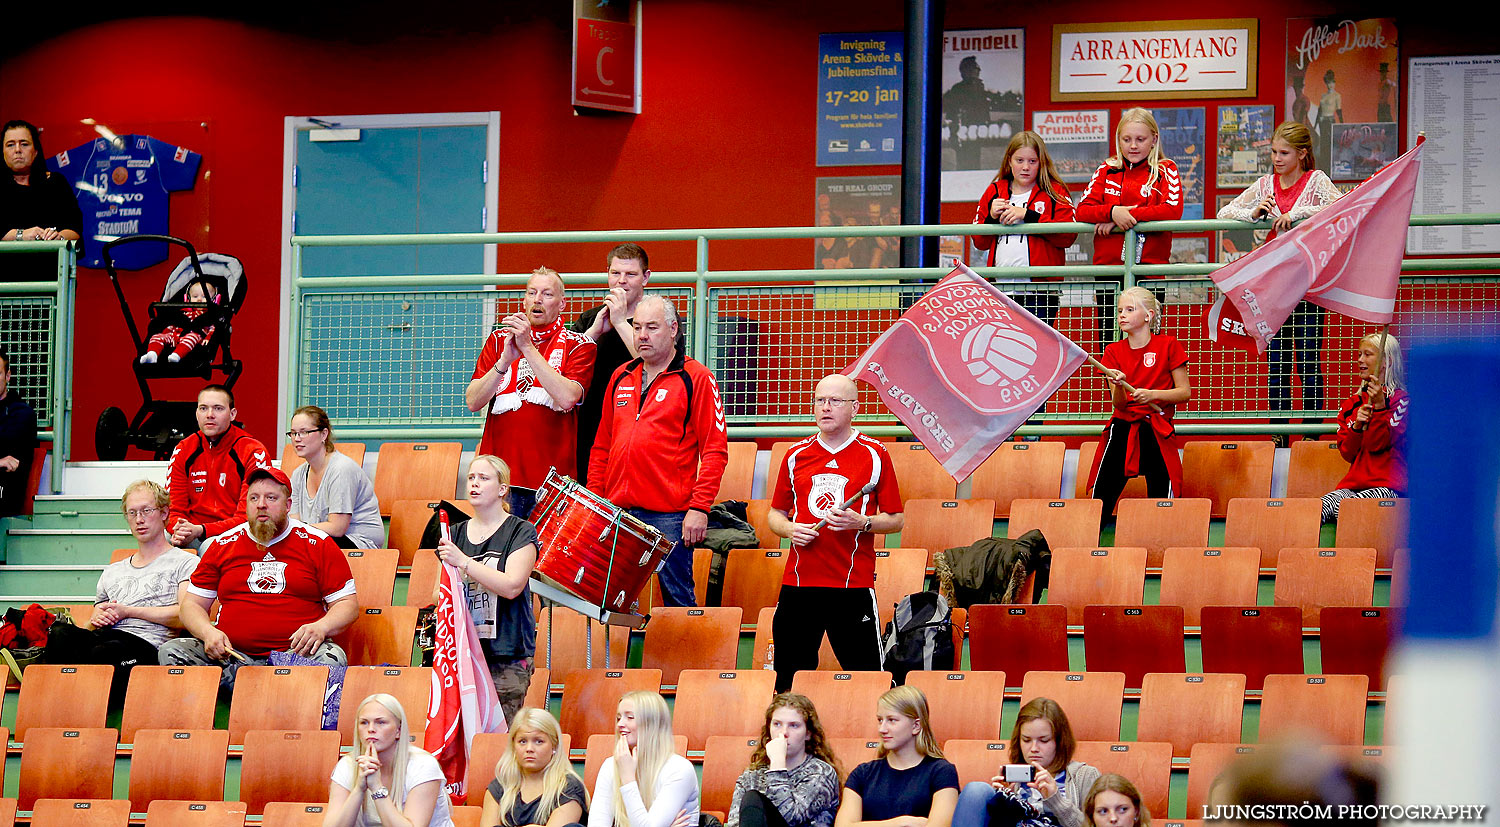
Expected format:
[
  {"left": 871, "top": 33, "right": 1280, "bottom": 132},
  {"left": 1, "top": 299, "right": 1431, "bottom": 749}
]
[
  {"left": 2, "top": 119, "right": 81, "bottom": 245},
  {"left": 435, "top": 454, "right": 537, "bottom": 723},
  {"left": 483, "top": 707, "right": 588, "bottom": 827},
  {"left": 835, "top": 685, "right": 958, "bottom": 827}
]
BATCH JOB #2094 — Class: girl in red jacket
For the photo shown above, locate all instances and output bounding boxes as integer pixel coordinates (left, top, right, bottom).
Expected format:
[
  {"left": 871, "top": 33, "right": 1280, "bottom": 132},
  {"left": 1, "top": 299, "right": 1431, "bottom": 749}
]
[
  {"left": 970, "top": 131, "right": 1075, "bottom": 326},
  {"left": 1087, "top": 287, "right": 1192, "bottom": 521},
  {"left": 1322, "top": 332, "right": 1408, "bottom": 523},
  {"left": 1076, "top": 108, "right": 1184, "bottom": 265}
]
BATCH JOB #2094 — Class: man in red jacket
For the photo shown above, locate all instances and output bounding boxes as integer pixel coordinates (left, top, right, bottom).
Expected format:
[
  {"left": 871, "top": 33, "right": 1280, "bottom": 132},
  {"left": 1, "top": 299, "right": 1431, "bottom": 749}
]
[
  {"left": 588, "top": 296, "right": 728, "bottom": 607},
  {"left": 166, "top": 384, "right": 272, "bottom": 548}
]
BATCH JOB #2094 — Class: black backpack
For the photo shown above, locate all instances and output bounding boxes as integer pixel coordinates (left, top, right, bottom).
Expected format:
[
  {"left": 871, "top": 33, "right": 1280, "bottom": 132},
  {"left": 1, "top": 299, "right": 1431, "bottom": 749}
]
[{"left": 880, "top": 591, "right": 954, "bottom": 684}]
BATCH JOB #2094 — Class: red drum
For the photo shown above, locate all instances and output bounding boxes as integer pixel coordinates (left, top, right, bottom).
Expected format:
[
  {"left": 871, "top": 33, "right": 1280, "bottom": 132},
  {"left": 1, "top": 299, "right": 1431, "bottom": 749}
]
[{"left": 530, "top": 470, "right": 672, "bottom": 614}]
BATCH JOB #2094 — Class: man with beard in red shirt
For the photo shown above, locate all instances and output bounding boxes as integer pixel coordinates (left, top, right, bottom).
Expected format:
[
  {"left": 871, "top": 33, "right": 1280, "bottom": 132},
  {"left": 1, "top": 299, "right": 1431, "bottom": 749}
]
[{"left": 159, "top": 466, "right": 358, "bottom": 689}]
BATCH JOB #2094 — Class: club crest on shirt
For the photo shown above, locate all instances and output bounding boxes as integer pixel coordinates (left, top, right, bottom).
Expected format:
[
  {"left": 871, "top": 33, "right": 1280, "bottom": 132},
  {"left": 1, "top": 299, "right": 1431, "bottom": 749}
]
[
  {"left": 249, "top": 559, "right": 288, "bottom": 594},
  {"left": 1140, "top": 183, "right": 1152, "bottom": 197},
  {"left": 655, "top": 388, "right": 669, "bottom": 402},
  {"left": 808, "top": 473, "right": 848, "bottom": 519},
  {"left": 1033, "top": 200, "right": 1046, "bottom": 215},
  {"left": 1143, "top": 352, "right": 1157, "bottom": 368}
]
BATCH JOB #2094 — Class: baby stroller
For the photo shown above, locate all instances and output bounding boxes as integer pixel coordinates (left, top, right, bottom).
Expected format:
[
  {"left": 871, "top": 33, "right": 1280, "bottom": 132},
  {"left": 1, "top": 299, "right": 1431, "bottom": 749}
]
[{"left": 95, "top": 235, "right": 247, "bottom": 460}]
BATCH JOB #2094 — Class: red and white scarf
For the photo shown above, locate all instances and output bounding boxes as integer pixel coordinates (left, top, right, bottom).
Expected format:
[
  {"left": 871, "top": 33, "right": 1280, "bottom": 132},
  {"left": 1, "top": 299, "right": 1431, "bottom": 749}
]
[{"left": 490, "top": 318, "right": 568, "bottom": 414}]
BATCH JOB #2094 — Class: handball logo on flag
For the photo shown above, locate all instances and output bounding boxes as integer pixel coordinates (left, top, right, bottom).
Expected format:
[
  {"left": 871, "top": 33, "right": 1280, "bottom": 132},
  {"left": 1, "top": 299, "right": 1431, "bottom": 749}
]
[
  {"left": 846, "top": 264, "right": 1088, "bottom": 482},
  {"left": 903, "top": 277, "right": 1080, "bottom": 416}
]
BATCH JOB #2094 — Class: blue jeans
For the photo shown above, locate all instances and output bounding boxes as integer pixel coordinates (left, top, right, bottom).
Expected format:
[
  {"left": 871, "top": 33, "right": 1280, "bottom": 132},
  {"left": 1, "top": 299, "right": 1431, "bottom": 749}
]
[
  {"left": 627, "top": 507, "right": 696, "bottom": 607},
  {"left": 954, "top": 782, "right": 998, "bottom": 827}
]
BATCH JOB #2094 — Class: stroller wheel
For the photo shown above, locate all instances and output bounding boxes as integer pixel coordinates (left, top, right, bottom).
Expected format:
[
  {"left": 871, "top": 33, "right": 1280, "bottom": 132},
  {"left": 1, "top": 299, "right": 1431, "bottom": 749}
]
[{"left": 96, "top": 407, "right": 130, "bottom": 461}]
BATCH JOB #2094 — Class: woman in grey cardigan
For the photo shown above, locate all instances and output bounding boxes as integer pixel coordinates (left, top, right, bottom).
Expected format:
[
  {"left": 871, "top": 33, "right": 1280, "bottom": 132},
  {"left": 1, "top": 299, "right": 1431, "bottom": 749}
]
[
  {"left": 728, "top": 693, "right": 843, "bottom": 827},
  {"left": 951, "top": 698, "right": 1100, "bottom": 827}
]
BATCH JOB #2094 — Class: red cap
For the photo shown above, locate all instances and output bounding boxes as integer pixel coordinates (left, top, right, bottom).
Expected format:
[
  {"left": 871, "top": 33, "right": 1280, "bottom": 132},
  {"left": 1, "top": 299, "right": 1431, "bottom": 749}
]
[{"left": 245, "top": 466, "right": 291, "bottom": 489}]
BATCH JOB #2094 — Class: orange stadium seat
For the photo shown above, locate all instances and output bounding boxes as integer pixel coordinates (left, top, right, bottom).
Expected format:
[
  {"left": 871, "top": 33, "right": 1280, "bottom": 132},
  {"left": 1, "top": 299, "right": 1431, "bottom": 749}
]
[
  {"left": 1186, "top": 743, "right": 1260, "bottom": 814},
  {"left": 942, "top": 739, "right": 1011, "bottom": 787},
  {"left": 128, "top": 729, "right": 231, "bottom": 811},
  {"left": 673, "top": 669, "right": 777, "bottom": 750},
  {"left": 1018, "top": 671, "right": 1124, "bottom": 742},
  {"left": 28, "top": 799, "right": 129, "bottom": 826},
  {"left": 1157, "top": 547, "right": 1260, "bottom": 626},
  {"left": 13, "top": 664, "right": 112, "bottom": 740},
  {"left": 143, "top": 800, "right": 248, "bottom": 826},
  {"left": 1073, "top": 441, "right": 1148, "bottom": 505},
  {"left": 1136, "top": 672, "right": 1246, "bottom": 758},
  {"left": 336, "top": 666, "right": 433, "bottom": 746},
  {"left": 1048, "top": 546, "right": 1147, "bottom": 625},
  {"left": 1082, "top": 605, "right": 1185, "bottom": 688},
  {"left": 1199, "top": 606, "right": 1305, "bottom": 690},
  {"left": 1180, "top": 441, "right": 1274, "bottom": 517},
  {"left": 0, "top": 799, "right": 13, "bottom": 827},
  {"left": 884, "top": 441, "right": 957, "bottom": 500},
  {"left": 344, "top": 547, "right": 398, "bottom": 604},
  {"left": 826, "top": 737, "right": 881, "bottom": 772},
  {"left": 1274, "top": 547, "right": 1377, "bottom": 626},
  {"left": 1258, "top": 674, "right": 1370, "bottom": 745},
  {"left": 970, "top": 440, "right": 1065, "bottom": 518},
  {"left": 716, "top": 441, "right": 758, "bottom": 503},
  {"left": 1285, "top": 439, "right": 1349, "bottom": 498},
  {"left": 903, "top": 498, "right": 996, "bottom": 564},
  {"left": 405, "top": 548, "right": 440, "bottom": 607},
  {"left": 534, "top": 604, "right": 631, "bottom": 672},
  {"left": 280, "top": 441, "right": 367, "bottom": 475},
  {"left": 721, "top": 549, "right": 789, "bottom": 619},
  {"left": 1223, "top": 497, "right": 1323, "bottom": 569},
  {"left": 1113, "top": 498, "right": 1211, "bottom": 568},
  {"left": 388, "top": 498, "right": 475, "bottom": 566},
  {"left": 1074, "top": 740, "right": 1172, "bottom": 818},
  {"left": 744, "top": 500, "right": 783, "bottom": 549},
  {"left": 239, "top": 729, "right": 342, "bottom": 815},
  {"left": 906, "top": 671, "right": 1006, "bottom": 741},
  {"left": 790, "top": 671, "right": 893, "bottom": 740},
  {"left": 335, "top": 605, "right": 420, "bottom": 666},
  {"left": 18, "top": 727, "right": 117, "bottom": 809},
  {"left": 640, "top": 607, "right": 742, "bottom": 685},
  {"left": 702, "top": 736, "right": 762, "bottom": 817},
  {"left": 583, "top": 732, "right": 689, "bottom": 791},
  {"left": 120, "top": 665, "right": 221, "bottom": 743},
  {"left": 372, "top": 442, "right": 463, "bottom": 516},
  {"left": 1319, "top": 607, "right": 1396, "bottom": 690},
  {"left": 1335, "top": 497, "right": 1408, "bottom": 568},
  {"left": 1008, "top": 499, "right": 1101, "bottom": 552},
  {"left": 558, "top": 668, "right": 663, "bottom": 746},
  {"left": 968, "top": 603, "right": 1068, "bottom": 680},
  {"left": 227, "top": 665, "right": 329, "bottom": 743},
  {"left": 873, "top": 548, "right": 929, "bottom": 626}
]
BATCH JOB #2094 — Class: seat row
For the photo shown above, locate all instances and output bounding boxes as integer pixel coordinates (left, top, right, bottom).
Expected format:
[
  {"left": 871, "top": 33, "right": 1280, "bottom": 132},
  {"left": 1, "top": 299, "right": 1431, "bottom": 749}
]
[
  {"left": 2, "top": 664, "right": 1386, "bottom": 762},
  {"left": 6, "top": 727, "right": 1394, "bottom": 822}
]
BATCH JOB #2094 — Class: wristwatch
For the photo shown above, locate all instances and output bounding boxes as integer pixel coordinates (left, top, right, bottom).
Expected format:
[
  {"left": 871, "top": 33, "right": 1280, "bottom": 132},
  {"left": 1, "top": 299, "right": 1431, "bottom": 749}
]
[
  {"left": 863, "top": 517, "right": 873, "bottom": 532},
  {"left": 370, "top": 786, "right": 390, "bottom": 800}
]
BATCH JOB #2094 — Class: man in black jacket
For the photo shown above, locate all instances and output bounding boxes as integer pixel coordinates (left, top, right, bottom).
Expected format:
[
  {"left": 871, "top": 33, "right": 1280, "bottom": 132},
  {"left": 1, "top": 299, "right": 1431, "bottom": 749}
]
[{"left": 0, "top": 346, "right": 37, "bottom": 517}]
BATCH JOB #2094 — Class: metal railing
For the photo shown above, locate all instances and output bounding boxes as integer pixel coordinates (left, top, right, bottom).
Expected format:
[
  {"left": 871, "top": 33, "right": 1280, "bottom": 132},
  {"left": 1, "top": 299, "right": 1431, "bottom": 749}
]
[
  {"left": 0, "top": 240, "right": 76, "bottom": 490},
  {"left": 289, "top": 216, "right": 1500, "bottom": 440}
]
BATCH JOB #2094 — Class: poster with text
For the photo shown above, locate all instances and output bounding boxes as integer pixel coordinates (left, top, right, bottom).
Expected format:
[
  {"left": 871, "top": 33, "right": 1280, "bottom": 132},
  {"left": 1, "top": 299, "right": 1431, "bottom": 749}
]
[
  {"left": 815, "top": 176, "right": 901, "bottom": 269},
  {"left": 941, "top": 28, "right": 1025, "bottom": 201},
  {"left": 1032, "top": 110, "right": 1110, "bottom": 184},
  {"left": 1216, "top": 104, "right": 1276, "bottom": 188},
  {"left": 817, "top": 32, "right": 904, "bottom": 166},
  {"left": 1215, "top": 194, "right": 1269, "bottom": 263},
  {"left": 1150, "top": 107, "right": 1205, "bottom": 218},
  {"left": 1285, "top": 17, "right": 1399, "bottom": 172},
  {"left": 1330, "top": 122, "right": 1398, "bottom": 181},
  {"left": 1407, "top": 55, "right": 1500, "bottom": 254}
]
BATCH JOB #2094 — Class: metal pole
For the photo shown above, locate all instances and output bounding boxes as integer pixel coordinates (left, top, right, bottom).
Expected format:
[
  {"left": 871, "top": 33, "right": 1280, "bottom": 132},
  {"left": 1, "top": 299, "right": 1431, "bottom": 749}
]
[{"left": 900, "top": 0, "right": 944, "bottom": 269}]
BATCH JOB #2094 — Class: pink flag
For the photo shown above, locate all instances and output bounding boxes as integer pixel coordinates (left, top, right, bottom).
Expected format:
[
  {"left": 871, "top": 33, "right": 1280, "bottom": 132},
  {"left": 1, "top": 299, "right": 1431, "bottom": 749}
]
[
  {"left": 424, "top": 560, "right": 507, "bottom": 803},
  {"left": 844, "top": 263, "right": 1088, "bottom": 482},
  {"left": 1207, "top": 137, "right": 1425, "bottom": 352}
]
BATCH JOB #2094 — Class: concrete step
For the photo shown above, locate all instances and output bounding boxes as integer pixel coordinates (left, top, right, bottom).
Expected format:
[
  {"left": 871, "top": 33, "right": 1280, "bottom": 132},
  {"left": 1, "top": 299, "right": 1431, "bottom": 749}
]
[
  {"left": 34, "top": 494, "right": 128, "bottom": 516},
  {"left": 28, "top": 512, "right": 128, "bottom": 530},
  {"left": 3, "top": 529, "right": 132, "bottom": 564},
  {"left": 0, "top": 564, "right": 105, "bottom": 598}
]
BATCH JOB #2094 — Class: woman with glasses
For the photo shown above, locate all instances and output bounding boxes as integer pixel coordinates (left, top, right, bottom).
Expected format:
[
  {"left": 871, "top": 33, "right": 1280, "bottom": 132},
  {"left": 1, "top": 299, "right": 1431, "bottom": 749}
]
[
  {"left": 76, "top": 479, "right": 201, "bottom": 706},
  {"left": 765, "top": 374, "right": 905, "bottom": 693},
  {"left": 287, "top": 405, "right": 385, "bottom": 549}
]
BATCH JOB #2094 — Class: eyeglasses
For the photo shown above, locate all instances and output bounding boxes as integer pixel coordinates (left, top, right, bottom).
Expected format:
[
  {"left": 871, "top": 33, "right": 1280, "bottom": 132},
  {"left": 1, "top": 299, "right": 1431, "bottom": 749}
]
[
  {"left": 286, "top": 428, "right": 325, "bottom": 439},
  {"left": 813, "top": 397, "right": 857, "bottom": 408},
  {"left": 125, "top": 507, "right": 161, "bottom": 519}
]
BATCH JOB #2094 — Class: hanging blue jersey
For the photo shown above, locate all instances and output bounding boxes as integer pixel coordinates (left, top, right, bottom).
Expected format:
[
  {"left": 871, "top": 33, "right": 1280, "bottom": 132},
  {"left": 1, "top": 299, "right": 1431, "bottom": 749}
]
[{"left": 46, "top": 134, "right": 202, "bottom": 270}]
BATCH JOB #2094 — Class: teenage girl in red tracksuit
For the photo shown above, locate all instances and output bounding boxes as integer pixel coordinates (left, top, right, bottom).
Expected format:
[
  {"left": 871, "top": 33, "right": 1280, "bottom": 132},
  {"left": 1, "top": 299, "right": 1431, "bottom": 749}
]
[
  {"left": 970, "top": 130, "right": 1075, "bottom": 326},
  {"left": 1087, "top": 286, "right": 1192, "bottom": 522},
  {"left": 1322, "top": 332, "right": 1408, "bottom": 523},
  {"left": 1076, "top": 107, "right": 1185, "bottom": 265}
]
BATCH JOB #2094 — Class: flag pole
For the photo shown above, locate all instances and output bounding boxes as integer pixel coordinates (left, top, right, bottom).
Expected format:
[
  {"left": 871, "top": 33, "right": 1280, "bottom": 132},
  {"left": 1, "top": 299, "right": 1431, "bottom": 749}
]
[{"left": 1086, "top": 354, "right": 1166, "bottom": 415}]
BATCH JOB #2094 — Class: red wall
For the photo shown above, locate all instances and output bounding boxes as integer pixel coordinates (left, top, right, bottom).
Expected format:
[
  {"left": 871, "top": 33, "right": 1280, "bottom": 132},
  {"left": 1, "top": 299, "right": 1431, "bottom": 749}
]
[{"left": 0, "top": 3, "right": 1482, "bottom": 459}]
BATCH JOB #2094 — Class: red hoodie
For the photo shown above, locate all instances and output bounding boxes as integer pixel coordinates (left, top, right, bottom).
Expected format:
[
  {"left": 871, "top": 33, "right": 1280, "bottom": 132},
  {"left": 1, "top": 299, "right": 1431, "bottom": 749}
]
[
  {"left": 1335, "top": 388, "right": 1408, "bottom": 493},
  {"left": 970, "top": 179, "right": 1076, "bottom": 271},
  {"left": 166, "top": 423, "right": 272, "bottom": 537},
  {"left": 588, "top": 350, "right": 729, "bottom": 514},
  {"left": 1075, "top": 157, "right": 1183, "bottom": 265}
]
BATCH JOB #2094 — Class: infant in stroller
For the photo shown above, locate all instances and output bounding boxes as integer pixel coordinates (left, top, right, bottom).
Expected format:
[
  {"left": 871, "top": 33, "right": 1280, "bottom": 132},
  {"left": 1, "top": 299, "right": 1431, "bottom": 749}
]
[{"left": 139, "top": 276, "right": 222, "bottom": 364}]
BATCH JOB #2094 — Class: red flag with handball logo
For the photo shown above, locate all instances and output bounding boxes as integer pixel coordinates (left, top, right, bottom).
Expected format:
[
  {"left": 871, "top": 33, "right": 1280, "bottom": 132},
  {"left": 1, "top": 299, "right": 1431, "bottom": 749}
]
[
  {"left": 845, "top": 263, "right": 1088, "bottom": 482},
  {"left": 1207, "top": 137, "right": 1424, "bottom": 352}
]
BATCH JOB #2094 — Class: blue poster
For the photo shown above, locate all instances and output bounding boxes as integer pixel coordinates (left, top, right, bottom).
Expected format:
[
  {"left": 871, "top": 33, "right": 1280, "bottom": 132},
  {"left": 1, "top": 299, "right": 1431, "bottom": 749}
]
[
  {"left": 1149, "top": 107, "right": 1206, "bottom": 220},
  {"left": 817, "top": 32, "right": 904, "bottom": 166}
]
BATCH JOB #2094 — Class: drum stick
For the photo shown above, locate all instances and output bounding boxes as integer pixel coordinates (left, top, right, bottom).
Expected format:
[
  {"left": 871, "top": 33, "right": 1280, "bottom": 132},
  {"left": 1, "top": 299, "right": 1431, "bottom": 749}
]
[
  {"left": 1086, "top": 353, "right": 1166, "bottom": 415},
  {"left": 812, "top": 482, "right": 878, "bottom": 531}
]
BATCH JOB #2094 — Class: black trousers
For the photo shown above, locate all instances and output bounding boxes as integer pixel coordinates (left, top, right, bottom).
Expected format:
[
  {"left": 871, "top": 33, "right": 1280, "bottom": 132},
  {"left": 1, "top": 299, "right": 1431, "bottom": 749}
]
[
  {"left": 771, "top": 584, "right": 883, "bottom": 693},
  {"left": 740, "top": 790, "right": 791, "bottom": 827},
  {"left": 85, "top": 626, "right": 160, "bottom": 706},
  {"left": 1091, "top": 419, "right": 1172, "bottom": 520}
]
